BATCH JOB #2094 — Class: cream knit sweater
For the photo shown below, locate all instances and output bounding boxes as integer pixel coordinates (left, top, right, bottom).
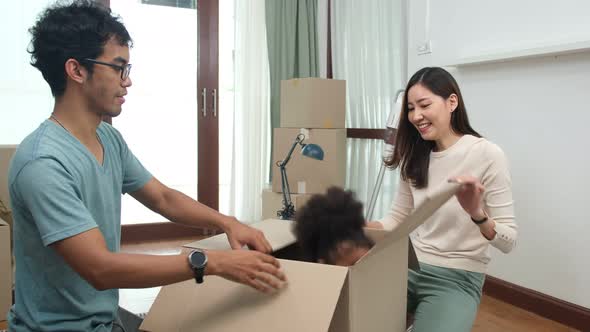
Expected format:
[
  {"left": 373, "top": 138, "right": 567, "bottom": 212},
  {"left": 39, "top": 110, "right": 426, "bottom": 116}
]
[{"left": 380, "top": 135, "right": 517, "bottom": 273}]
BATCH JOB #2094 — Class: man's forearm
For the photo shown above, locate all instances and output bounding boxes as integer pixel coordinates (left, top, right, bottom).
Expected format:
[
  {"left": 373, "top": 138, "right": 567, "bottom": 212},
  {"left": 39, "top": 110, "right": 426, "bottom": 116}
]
[
  {"left": 91, "top": 252, "right": 194, "bottom": 290},
  {"left": 157, "top": 188, "right": 233, "bottom": 231}
]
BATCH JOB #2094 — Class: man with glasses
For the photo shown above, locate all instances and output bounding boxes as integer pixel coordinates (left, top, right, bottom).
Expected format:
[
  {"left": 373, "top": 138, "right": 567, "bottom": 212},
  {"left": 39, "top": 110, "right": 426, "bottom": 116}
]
[
  {"left": 7, "top": 1, "right": 286, "bottom": 331},
  {"left": 82, "top": 58, "right": 133, "bottom": 81}
]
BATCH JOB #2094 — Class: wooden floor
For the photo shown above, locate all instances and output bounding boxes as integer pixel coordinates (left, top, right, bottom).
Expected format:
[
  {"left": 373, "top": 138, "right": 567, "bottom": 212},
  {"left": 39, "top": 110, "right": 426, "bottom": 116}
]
[
  {"left": 0, "top": 238, "right": 577, "bottom": 331},
  {"left": 473, "top": 296, "right": 579, "bottom": 332},
  {"left": 119, "top": 237, "right": 579, "bottom": 332}
]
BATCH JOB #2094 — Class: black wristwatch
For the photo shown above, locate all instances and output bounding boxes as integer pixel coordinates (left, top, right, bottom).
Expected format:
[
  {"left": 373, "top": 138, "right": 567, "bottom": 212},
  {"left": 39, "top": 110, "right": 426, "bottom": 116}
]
[
  {"left": 188, "top": 249, "right": 208, "bottom": 284},
  {"left": 471, "top": 212, "right": 488, "bottom": 225}
]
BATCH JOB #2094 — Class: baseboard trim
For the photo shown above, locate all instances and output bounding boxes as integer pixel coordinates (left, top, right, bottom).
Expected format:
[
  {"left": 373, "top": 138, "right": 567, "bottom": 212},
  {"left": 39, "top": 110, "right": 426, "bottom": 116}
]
[{"left": 483, "top": 275, "right": 590, "bottom": 330}]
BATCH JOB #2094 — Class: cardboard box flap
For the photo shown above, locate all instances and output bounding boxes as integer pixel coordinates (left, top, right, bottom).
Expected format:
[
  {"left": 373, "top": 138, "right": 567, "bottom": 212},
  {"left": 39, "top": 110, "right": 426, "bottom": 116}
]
[
  {"left": 361, "top": 228, "right": 418, "bottom": 270},
  {"left": 363, "top": 227, "right": 388, "bottom": 243},
  {"left": 346, "top": 236, "right": 408, "bottom": 332},
  {"left": 362, "top": 181, "right": 460, "bottom": 261},
  {"left": 184, "top": 219, "right": 296, "bottom": 252},
  {"left": 141, "top": 259, "right": 349, "bottom": 332}
]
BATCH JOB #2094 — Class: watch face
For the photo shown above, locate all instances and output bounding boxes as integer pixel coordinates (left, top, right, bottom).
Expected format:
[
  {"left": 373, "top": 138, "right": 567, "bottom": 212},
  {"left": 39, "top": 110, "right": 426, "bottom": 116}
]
[{"left": 190, "top": 250, "right": 207, "bottom": 268}]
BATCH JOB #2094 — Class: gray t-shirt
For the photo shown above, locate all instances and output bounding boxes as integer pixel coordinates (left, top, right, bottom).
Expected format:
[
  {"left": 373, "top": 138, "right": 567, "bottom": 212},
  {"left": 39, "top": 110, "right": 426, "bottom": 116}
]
[{"left": 7, "top": 120, "right": 152, "bottom": 331}]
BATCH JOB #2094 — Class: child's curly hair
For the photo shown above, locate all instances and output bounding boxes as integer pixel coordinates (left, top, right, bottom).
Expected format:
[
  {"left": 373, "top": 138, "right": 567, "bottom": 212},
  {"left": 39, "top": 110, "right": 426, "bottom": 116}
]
[{"left": 293, "top": 187, "right": 374, "bottom": 264}]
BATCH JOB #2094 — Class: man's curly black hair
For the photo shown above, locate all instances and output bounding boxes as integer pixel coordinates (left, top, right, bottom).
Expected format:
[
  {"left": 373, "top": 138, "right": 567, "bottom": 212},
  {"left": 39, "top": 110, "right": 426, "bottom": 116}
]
[
  {"left": 28, "top": 0, "right": 132, "bottom": 97},
  {"left": 293, "top": 187, "right": 374, "bottom": 264}
]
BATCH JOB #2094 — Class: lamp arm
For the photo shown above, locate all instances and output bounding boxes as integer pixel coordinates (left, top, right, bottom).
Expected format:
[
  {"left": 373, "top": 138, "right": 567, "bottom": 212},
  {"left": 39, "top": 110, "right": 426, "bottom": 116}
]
[
  {"left": 276, "top": 134, "right": 305, "bottom": 219},
  {"left": 278, "top": 164, "right": 295, "bottom": 219},
  {"left": 280, "top": 165, "right": 293, "bottom": 207},
  {"left": 279, "top": 134, "right": 305, "bottom": 167}
]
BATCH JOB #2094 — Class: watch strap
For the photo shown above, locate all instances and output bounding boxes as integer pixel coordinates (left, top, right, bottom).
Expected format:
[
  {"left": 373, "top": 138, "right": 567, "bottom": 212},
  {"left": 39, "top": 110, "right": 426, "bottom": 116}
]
[
  {"left": 188, "top": 250, "right": 207, "bottom": 284},
  {"left": 471, "top": 211, "right": 488, "bottom": 225}
]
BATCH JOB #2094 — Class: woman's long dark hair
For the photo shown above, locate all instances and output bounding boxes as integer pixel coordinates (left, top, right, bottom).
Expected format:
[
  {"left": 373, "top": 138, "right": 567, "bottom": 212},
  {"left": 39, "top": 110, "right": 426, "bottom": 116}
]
[{"left": 385, "top": 67, "right": 481, "bottom": 188}]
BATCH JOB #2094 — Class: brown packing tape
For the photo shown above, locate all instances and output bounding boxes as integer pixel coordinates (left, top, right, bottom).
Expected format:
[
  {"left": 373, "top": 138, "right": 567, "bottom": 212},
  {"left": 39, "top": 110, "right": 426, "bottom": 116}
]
[{"left": 323, "top": 120, "right": 334, "bottom": 128}]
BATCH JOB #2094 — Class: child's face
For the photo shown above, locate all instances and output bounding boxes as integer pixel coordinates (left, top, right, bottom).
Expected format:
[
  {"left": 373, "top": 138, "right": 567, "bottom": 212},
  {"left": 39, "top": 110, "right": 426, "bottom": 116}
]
[
  {"left": 324, "top": 241, "right": 371, "bottom": 266},
  {"left": 332, "top": 246, "right": 370, "bottom": 266}
]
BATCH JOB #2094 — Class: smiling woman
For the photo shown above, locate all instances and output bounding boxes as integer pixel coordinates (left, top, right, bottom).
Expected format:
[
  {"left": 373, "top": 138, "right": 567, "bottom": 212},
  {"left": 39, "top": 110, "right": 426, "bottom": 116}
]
[{"left": 374, "top": 67, "right": 517, "bottom": 332}]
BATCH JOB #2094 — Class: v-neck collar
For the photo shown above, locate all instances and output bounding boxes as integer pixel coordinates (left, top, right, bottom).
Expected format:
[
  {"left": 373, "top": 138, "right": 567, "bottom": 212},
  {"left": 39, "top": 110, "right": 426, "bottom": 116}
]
[{"left": 45, "top": 120, "right": 106, "bottom": 170}]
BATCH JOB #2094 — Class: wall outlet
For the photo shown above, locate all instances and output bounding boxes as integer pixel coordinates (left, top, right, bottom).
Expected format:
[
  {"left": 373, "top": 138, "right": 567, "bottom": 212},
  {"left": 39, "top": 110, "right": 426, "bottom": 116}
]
[{"left": 417, "top": 41, "right": 432, "bottom": 55}]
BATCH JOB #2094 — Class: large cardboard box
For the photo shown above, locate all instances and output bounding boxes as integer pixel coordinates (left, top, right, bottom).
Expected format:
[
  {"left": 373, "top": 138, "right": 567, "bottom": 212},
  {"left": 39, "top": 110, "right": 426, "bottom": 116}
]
[
  {"left": 280, "top": 78, "right": 346, "bottom": 129},
  {"left": 0, "top": 218, "right": 11, "bottom": 318},
  {"left": 0, "top": 145, "right": 17, "bottom": 229},
  {"left": 140, "top": 181, "right": 460, "bottom": 332},
  {"left": 0, "top": 145, "right": 16, "bottom": 298},
  {"left": 261, "top": 189, "right": 313, "bottom": 220},
  {"left": 0, "top": 145, "right": 17, "bottom": 205},
  {"left": 272, "top": 128, "right": 346, "bottom": 194}
]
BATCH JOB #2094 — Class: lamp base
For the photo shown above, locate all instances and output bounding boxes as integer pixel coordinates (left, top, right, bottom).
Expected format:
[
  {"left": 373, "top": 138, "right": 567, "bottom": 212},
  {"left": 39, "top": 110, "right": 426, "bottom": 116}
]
[{"left": 277, "top": 204, "right": 295, "bottom": 220}]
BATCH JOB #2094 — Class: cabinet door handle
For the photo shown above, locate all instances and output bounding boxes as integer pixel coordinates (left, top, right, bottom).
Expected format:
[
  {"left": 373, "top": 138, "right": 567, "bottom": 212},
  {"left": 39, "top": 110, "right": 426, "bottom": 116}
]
[
  {"left": 212, "top": 89, "right": 217, "bottom": 117},
  {"left": 201, "top": 88, "right": 207, "bottom": 117}
]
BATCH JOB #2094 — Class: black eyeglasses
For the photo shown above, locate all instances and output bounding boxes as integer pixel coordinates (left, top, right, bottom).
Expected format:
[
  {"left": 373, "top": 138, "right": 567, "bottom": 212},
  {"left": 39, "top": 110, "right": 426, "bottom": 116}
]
[{"left": 83, "top": 58, "right": 132, "bottom": 80}]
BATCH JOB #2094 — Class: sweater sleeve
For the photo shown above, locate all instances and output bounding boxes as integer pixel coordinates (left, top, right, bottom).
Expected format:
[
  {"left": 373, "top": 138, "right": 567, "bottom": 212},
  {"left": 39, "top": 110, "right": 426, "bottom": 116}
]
[
  {"left": 482, "top": 144, "right": 518, "bottom": 253},
  {"left": 379, "top": 177, "right": 414, "bottom": 231}
]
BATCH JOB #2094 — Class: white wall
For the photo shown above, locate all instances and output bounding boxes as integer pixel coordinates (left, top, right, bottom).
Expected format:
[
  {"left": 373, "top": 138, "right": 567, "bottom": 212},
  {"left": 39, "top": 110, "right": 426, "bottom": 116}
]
[
  {"left": 0, "top": 0, "right": 55, "bottom": 144},
  {"left": 1, "top": 1, "right": 201, "bottom": 224},
  {"left": 408, "top": 0, "right": 590, "bottom": 308}
]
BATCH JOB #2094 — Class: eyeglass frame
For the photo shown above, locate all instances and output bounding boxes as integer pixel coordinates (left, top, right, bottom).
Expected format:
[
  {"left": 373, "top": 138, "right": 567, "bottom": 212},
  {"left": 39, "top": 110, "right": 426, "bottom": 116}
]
[{"left": 82, "top": 58, "right": 132, "bottom": 80}]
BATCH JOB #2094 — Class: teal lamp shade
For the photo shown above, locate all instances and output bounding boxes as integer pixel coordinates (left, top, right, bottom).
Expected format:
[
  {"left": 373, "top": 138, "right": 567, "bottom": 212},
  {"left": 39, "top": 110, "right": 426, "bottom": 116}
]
[{"left": 301, "top": 143, "right": 324, "bottom": 160}]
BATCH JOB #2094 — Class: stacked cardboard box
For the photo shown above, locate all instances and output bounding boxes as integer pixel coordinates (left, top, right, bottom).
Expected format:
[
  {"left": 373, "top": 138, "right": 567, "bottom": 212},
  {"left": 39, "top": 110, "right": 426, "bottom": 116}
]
[
  {"left": 264, "top": 78, "right": 347, "bottom": 218},
  {"left": 0, "top": 218, "right": 11, "bottom": 318},
  {"left": 0, "top": 145, "right": 16, "bottom": 319},
  {"left": 0, "top": 145, "right": 17, "bottom": 229}
]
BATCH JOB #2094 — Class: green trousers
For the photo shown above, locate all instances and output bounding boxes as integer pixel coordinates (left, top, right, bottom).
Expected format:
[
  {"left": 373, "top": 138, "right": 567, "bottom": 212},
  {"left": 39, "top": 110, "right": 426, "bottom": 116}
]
[{"left": 407, "top": 262, "right": 485, "bottom": 332}]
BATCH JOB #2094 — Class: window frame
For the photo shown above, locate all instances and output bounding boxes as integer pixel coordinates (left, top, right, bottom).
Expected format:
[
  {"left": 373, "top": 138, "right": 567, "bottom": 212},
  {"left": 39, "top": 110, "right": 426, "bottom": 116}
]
[{"left": 99, "top": 0, "right": 220, "bottom": 242}]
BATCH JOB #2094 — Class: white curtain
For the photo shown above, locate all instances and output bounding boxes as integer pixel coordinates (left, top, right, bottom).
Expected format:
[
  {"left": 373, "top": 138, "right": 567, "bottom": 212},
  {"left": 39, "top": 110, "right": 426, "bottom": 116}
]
[
  {"left": 331, "top": 0, "right": 405, "bottom": 219},
  {"left": 228, "top": 0, "right": 271, "bottom": 224},
  {"left": 316, "top": 0, "right": 329, "bottom": 78}
]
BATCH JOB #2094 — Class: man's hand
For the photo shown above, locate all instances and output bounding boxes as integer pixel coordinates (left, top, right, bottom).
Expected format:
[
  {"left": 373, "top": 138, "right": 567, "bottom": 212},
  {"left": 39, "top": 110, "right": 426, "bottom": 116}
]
[
  {"left": 205, "top": 250, "right": 287, "bottom": 293},
  {"left": 224, "top": 217, "right": 273, "bottom": 253}
]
